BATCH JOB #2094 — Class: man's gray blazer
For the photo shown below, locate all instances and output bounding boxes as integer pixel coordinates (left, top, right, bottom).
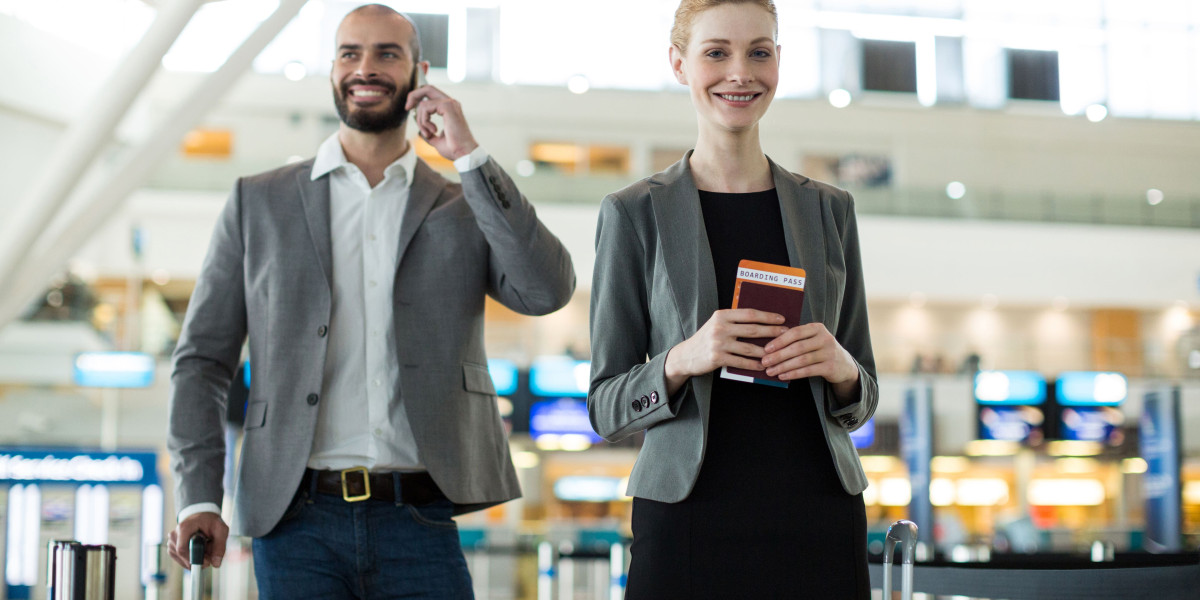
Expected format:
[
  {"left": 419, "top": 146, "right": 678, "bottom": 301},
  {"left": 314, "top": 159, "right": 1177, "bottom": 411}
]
[
  {"left": 168, "top": 156, "right": 575, "bottom": 538},
  {"left": 588, "top": 152, "right": 877, "bottom": 502}
]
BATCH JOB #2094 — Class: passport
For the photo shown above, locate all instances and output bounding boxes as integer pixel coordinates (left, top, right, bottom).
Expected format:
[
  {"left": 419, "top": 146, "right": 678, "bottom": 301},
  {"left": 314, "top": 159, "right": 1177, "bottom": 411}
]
[{"left": 719, "top": 260, "right": 807, "bottom": 388}]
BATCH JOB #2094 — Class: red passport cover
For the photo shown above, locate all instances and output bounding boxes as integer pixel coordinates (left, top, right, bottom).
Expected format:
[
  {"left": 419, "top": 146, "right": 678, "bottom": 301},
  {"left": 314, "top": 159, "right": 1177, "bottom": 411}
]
[{"left": 720, "top": 260, "right": 807, "bottom": 387}]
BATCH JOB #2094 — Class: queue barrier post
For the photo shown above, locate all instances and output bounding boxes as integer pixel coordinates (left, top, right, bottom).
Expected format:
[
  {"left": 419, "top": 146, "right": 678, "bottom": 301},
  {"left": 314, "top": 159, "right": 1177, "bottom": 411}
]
[
  {"left": 46, "top": 540, "right": 116, "bottom": 600},
  {"left": 881, "top": 519, "right": 919, "bottom": 600}
]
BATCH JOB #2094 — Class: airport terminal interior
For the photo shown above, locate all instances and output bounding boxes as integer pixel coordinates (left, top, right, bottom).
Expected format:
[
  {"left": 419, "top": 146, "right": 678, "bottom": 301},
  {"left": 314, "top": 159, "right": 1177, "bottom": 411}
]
[{"left": 1, "top": 0, "right": 1199, "bottom": 598}]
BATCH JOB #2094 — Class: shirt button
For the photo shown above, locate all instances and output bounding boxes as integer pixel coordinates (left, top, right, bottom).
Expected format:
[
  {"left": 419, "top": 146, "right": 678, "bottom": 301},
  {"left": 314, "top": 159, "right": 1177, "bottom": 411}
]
[
  {"left": 374, "top": 379, "right": 381, "bottom": 387},
  {"left": 306, "top": 394, "right": 319, "bottom": 406},
  {"left": 374, "top": 428, "right": 383, "bottom": 435},
  {"left": 317, "top": 325, "right": 328, "bottom": 337},
  {"left": 369, "top": 280, "right": 377, "bottom": 287},
  {"left": 369, "top": 234, "right": 377, "bottom": 241}
]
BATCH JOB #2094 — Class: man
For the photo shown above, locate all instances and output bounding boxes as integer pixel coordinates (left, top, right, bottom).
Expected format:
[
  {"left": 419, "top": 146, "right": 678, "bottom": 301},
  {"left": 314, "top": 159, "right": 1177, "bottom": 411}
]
[{"left": 165, "top": 5, "right": 575, "bottom": 597}]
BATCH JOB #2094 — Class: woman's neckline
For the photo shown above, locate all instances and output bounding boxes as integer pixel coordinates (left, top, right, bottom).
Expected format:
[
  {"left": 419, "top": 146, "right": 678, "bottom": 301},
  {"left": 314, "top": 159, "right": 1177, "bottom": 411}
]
[{"left": 697, "top": 188, "right": 777, "bottom": 195}]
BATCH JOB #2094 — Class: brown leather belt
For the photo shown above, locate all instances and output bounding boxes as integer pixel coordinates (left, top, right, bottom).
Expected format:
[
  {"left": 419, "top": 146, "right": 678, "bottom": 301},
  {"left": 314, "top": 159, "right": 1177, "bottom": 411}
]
[{"left": 303, "top": 468, "right": 445, "bottom": 505}]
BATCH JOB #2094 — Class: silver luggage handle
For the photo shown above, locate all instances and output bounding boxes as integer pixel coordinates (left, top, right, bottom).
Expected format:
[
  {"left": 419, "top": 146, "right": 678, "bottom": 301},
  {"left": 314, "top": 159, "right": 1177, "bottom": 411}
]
[
  {"left": 187, "top": 534, "right": 208, "bottom": 600},
  {"left": 881, "top": 519, "right": 918, "bottom": 600}
]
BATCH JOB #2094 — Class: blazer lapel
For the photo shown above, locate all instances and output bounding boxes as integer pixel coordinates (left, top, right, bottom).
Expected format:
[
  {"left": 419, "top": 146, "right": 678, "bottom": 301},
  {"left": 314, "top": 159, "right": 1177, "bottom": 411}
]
[
  {"left": 649, "top": 152, "right": 719, "bottom": 339},
  {"left": 771, "top": 159, "right": 831, "bottom": 408},
  {"left": 394, "top": 159, "right": 442, "bottom": 270},
  {"left": 772, "top": 158, "right": 825, "bottom": 327},
  {"left": 297, "top": 168, "right": 333, "bottom": 288}
]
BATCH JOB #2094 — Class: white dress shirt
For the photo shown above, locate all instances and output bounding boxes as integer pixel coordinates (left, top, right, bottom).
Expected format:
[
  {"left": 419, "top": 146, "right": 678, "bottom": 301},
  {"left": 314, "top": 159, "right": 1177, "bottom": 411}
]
[
  {"left": 308, "top": 133, "right": 422, "bottom": 472},
  {"left": 178, "top": 137, "right": 490, "bottom": 521}
]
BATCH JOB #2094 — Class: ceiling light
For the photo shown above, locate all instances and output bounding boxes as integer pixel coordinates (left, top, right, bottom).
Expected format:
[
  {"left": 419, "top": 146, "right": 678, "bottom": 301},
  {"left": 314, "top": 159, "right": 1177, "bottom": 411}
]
[
  {"left": 860, "top": 455, "right": 899, "bottom": 473},
  {"left": 1046, "top": 440, "right": 1102, "bottom": 456},
  {"left": 964, "top": 439, "right": 1019, "bottom": 456},
  {"left": 828, "top": 89, "right": 852, "bottom": 108},
  {"left": 567, "top": 75, "right": 590, "bottom": 95},
  {"left": 283, "top": 60, "right": 307, "bottom": 82},
  {"left": 1120, "top": 458, "right": 1147, "bottom": 474},
  {"left": 946, "top": 181, "right": 966, "bottom": 200},
  {"left": 931, "top": 456, "right": 969, "bottom": 473}
]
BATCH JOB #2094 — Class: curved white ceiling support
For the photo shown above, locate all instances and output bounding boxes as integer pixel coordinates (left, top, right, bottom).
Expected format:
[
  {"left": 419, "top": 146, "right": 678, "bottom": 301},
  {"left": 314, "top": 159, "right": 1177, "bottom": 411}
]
[
  {"left": 0, "top": 0, "right": 310, "bottom": 329},
  {"left": 0, "top": 0, "right": 208, "bottom": 291}
]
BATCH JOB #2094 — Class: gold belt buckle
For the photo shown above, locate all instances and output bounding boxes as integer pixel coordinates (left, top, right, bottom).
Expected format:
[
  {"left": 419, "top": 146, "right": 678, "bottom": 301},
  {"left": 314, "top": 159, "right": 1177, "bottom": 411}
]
[{"left": 340, "top": 466, "right": 371, "bottom": 502}]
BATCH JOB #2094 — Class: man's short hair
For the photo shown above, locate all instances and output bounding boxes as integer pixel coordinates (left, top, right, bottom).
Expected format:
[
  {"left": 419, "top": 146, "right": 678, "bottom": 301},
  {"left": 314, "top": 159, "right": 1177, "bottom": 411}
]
[{"left": 342, "top": 3, "right": 423, "bottom": 63}]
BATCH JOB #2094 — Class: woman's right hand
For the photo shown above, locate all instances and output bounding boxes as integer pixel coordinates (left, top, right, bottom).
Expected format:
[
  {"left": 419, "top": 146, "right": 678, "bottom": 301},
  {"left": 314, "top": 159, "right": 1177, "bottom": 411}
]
[{"left": 663, "top": 309, "right": 787, "bottom": 395}]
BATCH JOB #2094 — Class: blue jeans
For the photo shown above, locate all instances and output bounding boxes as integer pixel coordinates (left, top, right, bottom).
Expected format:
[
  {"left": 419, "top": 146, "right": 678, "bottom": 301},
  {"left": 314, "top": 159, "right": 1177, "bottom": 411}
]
[{"left": 252, "top": 482, "right": 473, "bottom": 600}]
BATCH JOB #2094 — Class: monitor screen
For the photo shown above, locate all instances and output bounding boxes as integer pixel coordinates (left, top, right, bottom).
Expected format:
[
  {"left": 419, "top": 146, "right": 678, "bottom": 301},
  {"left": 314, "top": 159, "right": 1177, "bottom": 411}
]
[
  {"left": 850, "top": 419, "right": 875, "bottom": 449},
  {"left": 73, "top": 352, "right": 156, "bottom": 389},
  {"left": 529, "top": 356, "right": 589, "bottom": 398},
  {"left": 974, "top": 371, "right": 1046, "bottom": 405},
  {"left": 487, "top": 359, "right": 519, "bottom": 396},
  {"left": 1056, "top": 371, "right": 1126, "bottom": 406},
  {"left": 529, "top": 399, "right": 601, "bottom": 442}
]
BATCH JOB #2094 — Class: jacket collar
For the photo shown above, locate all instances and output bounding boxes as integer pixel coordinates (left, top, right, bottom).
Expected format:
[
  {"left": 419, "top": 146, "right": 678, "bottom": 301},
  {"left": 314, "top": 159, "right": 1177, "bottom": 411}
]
[
  {"left": 648, "top": 150, "right": 826, "bottom": 336},
  {"left": 296, "top": 156, "right": 446, "bottom": 290}
]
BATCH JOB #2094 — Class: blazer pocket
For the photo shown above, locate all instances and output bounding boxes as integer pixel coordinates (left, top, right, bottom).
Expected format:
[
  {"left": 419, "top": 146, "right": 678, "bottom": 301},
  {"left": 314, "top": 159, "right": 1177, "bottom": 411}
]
[
  {"left": 244, "top": 401, "right": 268, "bottom": 430},
  {"left": 462, "top": 362, "right": 496, "bottom": 395}
]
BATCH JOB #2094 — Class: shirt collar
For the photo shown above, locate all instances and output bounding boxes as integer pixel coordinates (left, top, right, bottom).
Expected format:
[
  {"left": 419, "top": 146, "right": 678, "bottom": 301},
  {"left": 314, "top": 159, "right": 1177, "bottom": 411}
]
[{"left": 311, "top": 133, "right": 418, "bottom": 189}]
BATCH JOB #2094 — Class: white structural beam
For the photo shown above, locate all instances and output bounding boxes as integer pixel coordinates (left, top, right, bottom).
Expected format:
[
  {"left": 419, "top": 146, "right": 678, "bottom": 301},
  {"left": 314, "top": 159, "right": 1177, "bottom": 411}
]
[
  {"left": 0, "top": 0, "right": 208, "bottom": 288},
  {"left": 0, "top": 0, "right": 310, "bottom": 328}
]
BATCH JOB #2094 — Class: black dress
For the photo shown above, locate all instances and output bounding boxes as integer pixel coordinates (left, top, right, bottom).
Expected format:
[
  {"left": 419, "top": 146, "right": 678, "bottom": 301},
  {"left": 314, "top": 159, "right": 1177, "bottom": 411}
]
[{"left": 624, "top": 189, "right": 869, "bottom": 600}]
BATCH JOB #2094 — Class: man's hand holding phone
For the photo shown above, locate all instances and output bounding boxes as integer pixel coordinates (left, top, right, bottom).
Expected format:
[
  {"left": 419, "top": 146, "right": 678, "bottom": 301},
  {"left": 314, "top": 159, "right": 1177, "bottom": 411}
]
[{"left": 406, "top": 66, "right": 479, "bottom": 161}]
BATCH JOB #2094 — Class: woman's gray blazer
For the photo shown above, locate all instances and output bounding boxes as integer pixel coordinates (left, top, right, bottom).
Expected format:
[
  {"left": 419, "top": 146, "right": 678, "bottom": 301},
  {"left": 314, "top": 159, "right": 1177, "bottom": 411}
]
[{"left": 587, "top": 151, "right": 878, "bottom": 502}]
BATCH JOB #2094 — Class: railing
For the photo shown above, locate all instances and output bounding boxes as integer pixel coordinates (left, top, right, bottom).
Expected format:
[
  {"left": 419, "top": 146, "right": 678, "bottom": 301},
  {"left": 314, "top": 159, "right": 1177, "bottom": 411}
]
[
  {"left": 868, "top": 551, "right": 1200, "bottom": 599},
  {"left": 849, "top": 185, "right": 1200, "bottom": 229},
  {"left": 145, "top": 160, "right": 1200, "bottom": 229}
]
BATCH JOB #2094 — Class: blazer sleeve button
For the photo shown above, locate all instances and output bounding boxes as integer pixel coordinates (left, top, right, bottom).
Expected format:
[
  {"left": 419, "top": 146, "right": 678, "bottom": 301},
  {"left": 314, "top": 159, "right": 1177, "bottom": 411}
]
[
  {"left": 317, "top": 325, "right": 328, "bottom": 337},
  {"left": 307, "top": 393, "right": 319, "bottom": 406},
  {"left": 640, "top": 396, "right": 650, "bottom": 409},
  {"left": 650, "top": 391, "right": 659, "bottom": 404},
  {"left": 631, "top": 399, "right": 643, "bottom": 412}
]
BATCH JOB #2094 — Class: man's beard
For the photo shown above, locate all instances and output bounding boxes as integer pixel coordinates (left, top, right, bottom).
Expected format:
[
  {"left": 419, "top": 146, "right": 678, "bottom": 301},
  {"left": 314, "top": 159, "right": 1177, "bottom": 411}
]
[{"left": 332, "top": 69, "right": 417, "bottom": 133}]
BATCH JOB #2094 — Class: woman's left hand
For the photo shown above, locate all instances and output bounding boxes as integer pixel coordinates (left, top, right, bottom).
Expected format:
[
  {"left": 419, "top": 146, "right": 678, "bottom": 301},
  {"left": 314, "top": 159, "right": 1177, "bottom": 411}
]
[{"left": 762, "top": 323, "right": 860, "bottom": 396}]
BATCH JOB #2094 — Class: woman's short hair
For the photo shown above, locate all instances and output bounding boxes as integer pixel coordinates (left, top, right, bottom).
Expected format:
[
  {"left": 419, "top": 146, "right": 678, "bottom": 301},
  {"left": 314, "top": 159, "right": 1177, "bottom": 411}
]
[{"left": 670, "top": 0, "right": 778, "bottom": 51}]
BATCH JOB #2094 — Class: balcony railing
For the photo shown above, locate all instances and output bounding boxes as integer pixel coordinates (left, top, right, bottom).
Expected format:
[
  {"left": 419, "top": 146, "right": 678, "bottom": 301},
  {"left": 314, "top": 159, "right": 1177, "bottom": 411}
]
[{"left": 145, "top": 160, "right": 1200, "bottom": 229}]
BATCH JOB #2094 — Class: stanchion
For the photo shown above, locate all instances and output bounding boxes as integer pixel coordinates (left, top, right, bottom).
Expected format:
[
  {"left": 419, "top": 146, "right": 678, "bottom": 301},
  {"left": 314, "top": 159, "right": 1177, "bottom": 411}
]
[
  {"left": 143, "top": 543, "right": 167, "bottom": 600},
  {"left": 557, "top": 541, "right": 574, "bottom": 600},
  {"left": 48, "top": 540, "right": 80, "bottom": 600},
  {"left": 46, "top": 541, "right": 117, "bottom": 600},
  {"left": 83, "top": 546, "right": 116, "bottom": 600},
  {"left": 881, "top": 519, "right": 919, "bottom": 600},
  {"left": 609, "top": 542, "right": 625, "bottom": 600},
  {"left": 537, "top": 541, "right": 554, "bottom": 600}
]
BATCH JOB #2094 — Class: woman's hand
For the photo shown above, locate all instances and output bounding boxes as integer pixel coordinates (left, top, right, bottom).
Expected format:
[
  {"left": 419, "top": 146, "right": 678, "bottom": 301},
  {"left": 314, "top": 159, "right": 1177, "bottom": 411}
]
[
  {"left": 762, "top": 323, "right": 860, "bottom": 400},
  {"left": 663, "top": 309, "right": 787, "bottom": 395}
]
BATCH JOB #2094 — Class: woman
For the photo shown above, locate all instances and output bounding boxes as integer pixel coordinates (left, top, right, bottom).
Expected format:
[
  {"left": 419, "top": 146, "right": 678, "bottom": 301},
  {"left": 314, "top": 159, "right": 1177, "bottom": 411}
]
[{"left": 587, "top": 1, "right": 877, "bottom": 597}]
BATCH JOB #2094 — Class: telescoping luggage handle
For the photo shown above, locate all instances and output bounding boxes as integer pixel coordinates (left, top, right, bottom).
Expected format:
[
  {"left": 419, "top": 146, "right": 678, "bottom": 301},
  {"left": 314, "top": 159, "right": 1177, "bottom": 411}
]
[
  {"left": 881, "top": 519, "right": 918, "bottom": 600},
  {"left": 187, "top": 534, "right": 208, "bottom": 600}
]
